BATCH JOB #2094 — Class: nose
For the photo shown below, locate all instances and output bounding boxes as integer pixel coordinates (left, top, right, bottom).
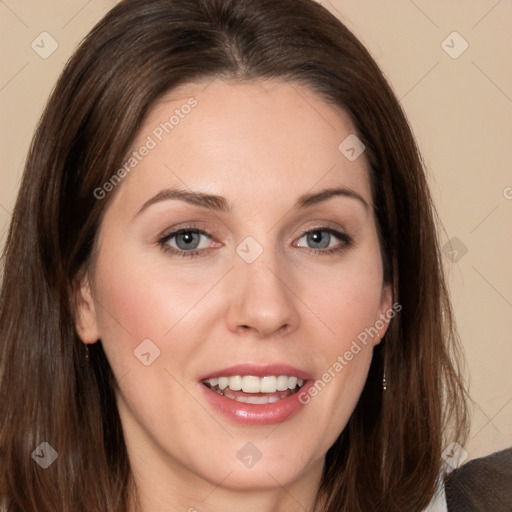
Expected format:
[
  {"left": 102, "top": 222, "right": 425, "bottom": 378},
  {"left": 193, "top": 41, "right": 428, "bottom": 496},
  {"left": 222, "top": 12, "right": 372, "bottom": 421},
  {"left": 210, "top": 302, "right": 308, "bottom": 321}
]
[{"left": 224, "top": 245, "right": 300, "bottom": 338}]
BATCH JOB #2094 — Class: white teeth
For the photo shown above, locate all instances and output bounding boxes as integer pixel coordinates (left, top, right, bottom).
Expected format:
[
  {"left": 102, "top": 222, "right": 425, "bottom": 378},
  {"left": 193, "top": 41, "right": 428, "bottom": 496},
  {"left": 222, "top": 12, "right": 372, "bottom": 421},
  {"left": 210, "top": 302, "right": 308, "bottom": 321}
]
[
  {"left": 216, "top": 390, "right": 291, "bottom": 404},
  {"left": 241, "top": 376, "right": 260, "bottom": 393},
  {"left": 260, "top": 376, "right": 277, "bottom": 393},
  {"left": 276, "top": 375, "right": 289, "bottom": 391},
  {"left": 218, "top": 376, "right": 229, "bottom": 390},
  {"left": 229, "top": 375, "right": 242, "bottom": 391},
  {"left": 246, "top": 395, "right": 271, "bottom": 405},
  {"left": 288, "top": 376, "right": 298, "bottom": 389},
  {"left": 204, "top": 374, "right": 306, "bottom": 394}
]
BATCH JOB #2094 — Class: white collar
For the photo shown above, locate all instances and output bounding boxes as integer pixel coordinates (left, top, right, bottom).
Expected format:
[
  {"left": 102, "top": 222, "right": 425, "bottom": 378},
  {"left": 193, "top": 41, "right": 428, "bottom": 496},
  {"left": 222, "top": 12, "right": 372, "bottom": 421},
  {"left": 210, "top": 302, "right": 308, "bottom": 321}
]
[{"left": 422, "top": 473, "right": 448, "bottom": 512}]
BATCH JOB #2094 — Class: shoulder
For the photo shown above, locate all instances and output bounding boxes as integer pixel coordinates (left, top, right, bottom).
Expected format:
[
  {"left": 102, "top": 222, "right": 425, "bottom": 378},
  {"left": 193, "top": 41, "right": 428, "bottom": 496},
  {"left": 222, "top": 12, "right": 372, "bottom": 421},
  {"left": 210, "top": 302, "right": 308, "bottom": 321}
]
[
  {"left": 421, "top": 447, "right": 512, "bottom": 512},
  {"left": 443, "top": 447, "right": 512, "bottom": 512}
]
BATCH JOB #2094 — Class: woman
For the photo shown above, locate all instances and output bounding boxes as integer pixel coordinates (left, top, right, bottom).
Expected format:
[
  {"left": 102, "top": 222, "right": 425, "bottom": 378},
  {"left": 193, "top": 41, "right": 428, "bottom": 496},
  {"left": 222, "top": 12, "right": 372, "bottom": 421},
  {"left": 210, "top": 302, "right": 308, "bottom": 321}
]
[{"left": 0, "top": 0, "right": 469, "bottom": 510}]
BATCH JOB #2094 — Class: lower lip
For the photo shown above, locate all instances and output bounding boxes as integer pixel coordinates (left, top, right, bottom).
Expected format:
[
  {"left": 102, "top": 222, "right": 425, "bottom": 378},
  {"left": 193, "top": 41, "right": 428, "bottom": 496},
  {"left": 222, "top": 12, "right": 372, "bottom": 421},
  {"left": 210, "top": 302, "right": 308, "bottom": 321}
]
[{"left": 199, "top": 381, "right": 314, "bottom": 426}]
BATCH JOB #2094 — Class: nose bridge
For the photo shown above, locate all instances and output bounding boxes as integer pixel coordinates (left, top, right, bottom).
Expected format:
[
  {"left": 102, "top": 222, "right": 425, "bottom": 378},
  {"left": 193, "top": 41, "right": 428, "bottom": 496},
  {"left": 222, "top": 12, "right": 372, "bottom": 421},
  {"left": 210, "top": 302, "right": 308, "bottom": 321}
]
[
  {"left": 225, "top": 234, "right": 299, "bottom": 336},
  {"left": 237, "top": 240, "right": 284, "bottom": 293}
]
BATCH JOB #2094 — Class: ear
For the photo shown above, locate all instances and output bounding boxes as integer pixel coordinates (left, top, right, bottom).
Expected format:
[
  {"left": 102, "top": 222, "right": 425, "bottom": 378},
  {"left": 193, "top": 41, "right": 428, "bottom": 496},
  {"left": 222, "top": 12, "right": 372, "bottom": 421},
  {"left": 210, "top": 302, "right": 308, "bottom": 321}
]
[
  {"left": 375, "top": 282, "right": 393, "bottom": 344},
  {"left": 74, "top": 271, "right": 101, "bottom": 344}
]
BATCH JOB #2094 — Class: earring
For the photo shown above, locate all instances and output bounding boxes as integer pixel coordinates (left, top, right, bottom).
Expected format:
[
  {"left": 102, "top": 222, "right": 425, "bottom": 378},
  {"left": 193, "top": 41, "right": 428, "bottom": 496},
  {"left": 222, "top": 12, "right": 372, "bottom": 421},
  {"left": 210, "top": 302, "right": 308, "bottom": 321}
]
[{"left": 85, "top": 344, "right": 90, "bottom": 362}]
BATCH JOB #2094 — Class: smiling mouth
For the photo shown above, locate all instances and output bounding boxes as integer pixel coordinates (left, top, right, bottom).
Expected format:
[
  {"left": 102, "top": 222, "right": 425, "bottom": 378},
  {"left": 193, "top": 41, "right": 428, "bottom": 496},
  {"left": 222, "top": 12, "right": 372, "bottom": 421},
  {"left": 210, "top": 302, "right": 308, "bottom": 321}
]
[{"left": 202, "top": 375, "right": 306, "bottom": 404}]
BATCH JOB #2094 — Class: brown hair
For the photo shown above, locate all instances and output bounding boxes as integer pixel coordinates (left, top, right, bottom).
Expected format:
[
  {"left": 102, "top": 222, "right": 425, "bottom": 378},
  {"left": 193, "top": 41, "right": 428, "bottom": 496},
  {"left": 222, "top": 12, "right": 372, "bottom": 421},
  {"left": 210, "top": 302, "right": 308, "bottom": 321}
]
[{"left": 0, "top": 0, "right": 469, "bottom": 510}]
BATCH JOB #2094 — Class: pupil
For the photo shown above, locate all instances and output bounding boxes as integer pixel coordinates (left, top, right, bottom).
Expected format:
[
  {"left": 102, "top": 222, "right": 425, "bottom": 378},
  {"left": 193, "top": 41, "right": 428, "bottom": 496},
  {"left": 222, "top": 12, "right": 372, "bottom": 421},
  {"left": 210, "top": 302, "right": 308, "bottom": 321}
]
[
  {"left": 309, "top": 230, "right": 329, "bottom": 249},
  {"left": 177, "top": 231, "right": 199, "bottom": 249}
]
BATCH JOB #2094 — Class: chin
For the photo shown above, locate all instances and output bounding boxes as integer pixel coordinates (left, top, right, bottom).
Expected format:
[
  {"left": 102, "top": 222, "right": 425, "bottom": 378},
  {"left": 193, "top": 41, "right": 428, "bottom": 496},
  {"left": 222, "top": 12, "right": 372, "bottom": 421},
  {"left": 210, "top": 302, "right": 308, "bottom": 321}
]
[{"left": 208, "top": 464, "right": 305, "bottom": 492}]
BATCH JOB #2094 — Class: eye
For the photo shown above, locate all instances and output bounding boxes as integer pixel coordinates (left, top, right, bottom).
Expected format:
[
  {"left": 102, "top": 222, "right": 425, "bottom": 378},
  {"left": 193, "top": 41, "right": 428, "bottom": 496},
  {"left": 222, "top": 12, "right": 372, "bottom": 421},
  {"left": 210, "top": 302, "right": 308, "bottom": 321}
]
[
  {"left": 158, "top": 227, "right": 215, "bottom": 257},
  {"left": 157, "top": 225, "right": 353, "bottom": 258},
  {"left": 294, "top": 227, "right": 353, "bottom": 255}
]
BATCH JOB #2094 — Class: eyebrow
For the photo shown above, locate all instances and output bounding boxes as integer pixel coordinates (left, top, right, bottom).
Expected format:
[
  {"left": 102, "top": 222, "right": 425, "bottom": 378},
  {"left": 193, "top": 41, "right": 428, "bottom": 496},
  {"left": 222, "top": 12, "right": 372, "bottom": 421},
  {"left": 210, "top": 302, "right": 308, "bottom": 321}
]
[{"left": 134, "top": 186, "right": 369, "bottom": 219}]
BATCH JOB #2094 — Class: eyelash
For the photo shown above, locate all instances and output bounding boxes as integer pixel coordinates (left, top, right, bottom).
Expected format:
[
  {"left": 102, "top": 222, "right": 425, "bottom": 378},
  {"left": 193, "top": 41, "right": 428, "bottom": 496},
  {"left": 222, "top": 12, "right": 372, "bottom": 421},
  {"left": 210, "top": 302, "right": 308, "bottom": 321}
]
[{"left": 157, "top": 224, "right": 354, "bottom": 259}]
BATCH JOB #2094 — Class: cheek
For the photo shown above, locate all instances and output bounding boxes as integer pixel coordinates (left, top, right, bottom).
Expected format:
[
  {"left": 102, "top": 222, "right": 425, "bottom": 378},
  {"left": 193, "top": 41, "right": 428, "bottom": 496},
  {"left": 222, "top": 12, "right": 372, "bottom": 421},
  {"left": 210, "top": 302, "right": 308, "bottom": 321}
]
[
  {"left": 300, "top": 255, "right": 385, "bottom": 348},
  {"left": 294, "top": 252, "right": 384, "bottom": 440},
  {"left": 89, "top": 240, "right": 226, "bottom": 388},
  {"left": 92, "top": 250, "right": 204, "bottom": 343}
]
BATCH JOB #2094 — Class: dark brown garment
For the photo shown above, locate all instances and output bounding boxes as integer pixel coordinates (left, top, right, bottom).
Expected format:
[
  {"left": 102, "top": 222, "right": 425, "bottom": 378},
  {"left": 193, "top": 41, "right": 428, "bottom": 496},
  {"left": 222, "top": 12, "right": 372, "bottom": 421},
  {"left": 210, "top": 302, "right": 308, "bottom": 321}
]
[{"left": 444, "top": 447, "right": 512, "bottom": 511}]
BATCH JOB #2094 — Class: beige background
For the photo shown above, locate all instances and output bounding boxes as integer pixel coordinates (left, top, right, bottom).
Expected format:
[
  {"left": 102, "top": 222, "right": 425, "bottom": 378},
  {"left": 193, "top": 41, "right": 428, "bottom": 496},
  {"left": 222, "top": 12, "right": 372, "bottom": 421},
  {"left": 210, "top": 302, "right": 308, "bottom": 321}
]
[{"left": 0, "top": 0, "right": 510, "bottom": 463}]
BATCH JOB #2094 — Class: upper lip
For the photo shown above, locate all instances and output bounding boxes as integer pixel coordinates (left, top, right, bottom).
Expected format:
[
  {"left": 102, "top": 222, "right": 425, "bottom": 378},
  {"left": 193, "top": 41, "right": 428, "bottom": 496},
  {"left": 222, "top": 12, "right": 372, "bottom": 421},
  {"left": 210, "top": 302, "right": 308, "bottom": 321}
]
[{"left": 199, "top": 363, "right": 314, "bottom": 382}]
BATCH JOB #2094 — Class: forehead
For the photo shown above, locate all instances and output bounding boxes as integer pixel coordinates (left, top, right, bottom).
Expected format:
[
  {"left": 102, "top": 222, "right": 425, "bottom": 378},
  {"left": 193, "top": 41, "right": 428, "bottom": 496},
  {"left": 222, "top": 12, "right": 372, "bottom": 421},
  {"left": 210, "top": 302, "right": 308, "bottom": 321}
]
[{"left": 108, "top": 78, "right": 372, "bottom": 218}]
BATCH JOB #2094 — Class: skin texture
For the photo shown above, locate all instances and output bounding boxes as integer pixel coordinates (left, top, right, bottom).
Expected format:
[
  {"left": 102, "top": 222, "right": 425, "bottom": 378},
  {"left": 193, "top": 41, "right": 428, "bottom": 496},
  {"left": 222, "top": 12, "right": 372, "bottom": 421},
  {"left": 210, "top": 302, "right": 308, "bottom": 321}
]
[{"left": 75, "top": 78, "right": 392, "bottom": 512}]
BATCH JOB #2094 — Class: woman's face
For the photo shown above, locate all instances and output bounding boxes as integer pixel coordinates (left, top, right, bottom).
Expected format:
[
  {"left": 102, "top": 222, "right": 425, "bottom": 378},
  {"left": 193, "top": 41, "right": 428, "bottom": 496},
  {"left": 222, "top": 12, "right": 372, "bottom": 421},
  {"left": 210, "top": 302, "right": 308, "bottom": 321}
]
[{"left": 76, "top": 78, "right": 391, "bottom": 507}]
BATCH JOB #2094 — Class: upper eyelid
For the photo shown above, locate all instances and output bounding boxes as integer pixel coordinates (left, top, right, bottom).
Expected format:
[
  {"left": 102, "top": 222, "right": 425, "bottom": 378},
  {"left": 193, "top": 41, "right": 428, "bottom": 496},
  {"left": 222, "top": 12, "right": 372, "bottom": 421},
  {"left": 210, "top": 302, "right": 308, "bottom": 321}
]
[
  {"left": 160, "top": 222, "right": 347, "bottom": 236},
  {"left": 158, "top": 222, "right": 210, "bottom": 238}
]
